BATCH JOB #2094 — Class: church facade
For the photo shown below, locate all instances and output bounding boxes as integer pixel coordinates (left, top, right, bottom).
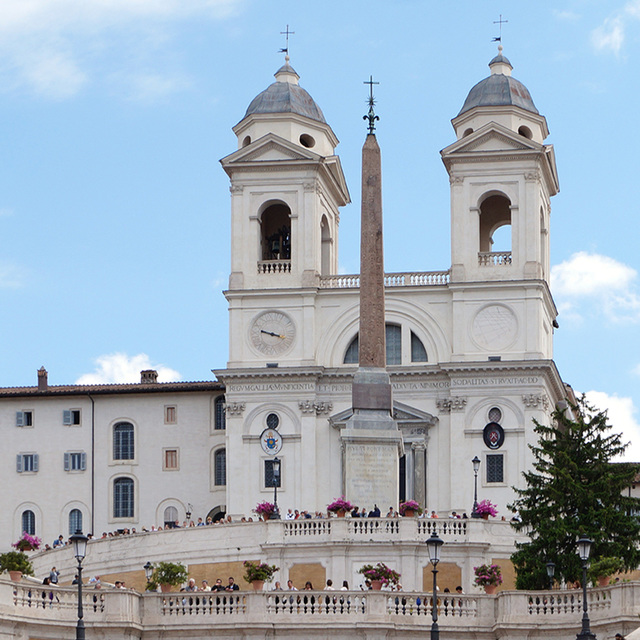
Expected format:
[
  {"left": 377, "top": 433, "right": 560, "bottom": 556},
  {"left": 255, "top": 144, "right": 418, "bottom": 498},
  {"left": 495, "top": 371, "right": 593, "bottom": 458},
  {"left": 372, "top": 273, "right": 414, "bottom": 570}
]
[{"left": 1, "top": 48, "right": 566, "bottom": 550}]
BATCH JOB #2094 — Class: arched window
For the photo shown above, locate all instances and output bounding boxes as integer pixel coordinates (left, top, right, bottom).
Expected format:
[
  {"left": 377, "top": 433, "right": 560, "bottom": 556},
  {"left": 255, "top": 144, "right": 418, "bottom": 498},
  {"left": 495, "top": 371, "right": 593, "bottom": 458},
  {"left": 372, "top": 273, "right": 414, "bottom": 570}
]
[
  {"left": 343, "top": 324, "right": 407, "bottom": 365},
  {"left": 411, "top": 331, "right": 428, "bottom": 362},
  {"left": 215, "top": 396, "right": 226, "bottom": 430},
  {"left": 479, "top": 194, "right": 512, "bottom": 254},
  {"left": 321, "top": 215, "right": 331, "bottom": 276},
  {"left": 214, "top": 449, "right": 226, "bottom": 486},
  {"left": 261, "top": 203, "right": 291, "bottom": 261},
  {"left": 22, "top": 510, "right": 35, "bottom": 535},
  {"left": 164, "top": 506, "right": 178, "bottom": 527},
  {"left": 113, "top": 422, "right": 134, "bottom": 460},
  {"left": 113, "top": 477, "right": 134, "bottom": 518},
  {"left": 69, "top": 509, "right": 82, "bottom": 535}
]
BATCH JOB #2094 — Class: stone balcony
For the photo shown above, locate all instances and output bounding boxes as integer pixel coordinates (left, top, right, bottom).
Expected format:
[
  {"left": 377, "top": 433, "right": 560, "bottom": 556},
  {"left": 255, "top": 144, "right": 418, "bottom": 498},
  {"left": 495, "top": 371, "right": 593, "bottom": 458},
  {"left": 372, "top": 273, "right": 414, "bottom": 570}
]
[{"left": 3, "top": 578, "right": 639, "bottom": 639}]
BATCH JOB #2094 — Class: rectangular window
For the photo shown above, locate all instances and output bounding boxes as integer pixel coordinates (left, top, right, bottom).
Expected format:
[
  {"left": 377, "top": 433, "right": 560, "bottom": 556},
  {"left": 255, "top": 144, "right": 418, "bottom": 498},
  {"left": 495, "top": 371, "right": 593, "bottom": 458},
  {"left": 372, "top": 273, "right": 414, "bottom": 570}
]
[
  {"left": 63, "top": 409, "right": 81, "bottom": 426},
  {"left": 113, "top": 478, "right": 134, "bottom": 518},
  {"left": 64, "top": 452, "right": 87, "bottom": 471},
  {"left": 264, "top": 459, "right": 281, "bottom": 489},
  {"left": 486, "top": 454, "right": 504, "bottom": 483},
  {"left": 163, "top": 448, "right": 179, "bottom": 470},
  {"left": 17, "top": 453, "right": 39, "bottom": 473},
  {"left": 16, "top": 411, "right": 33, "bottom": 427},
  {"left": 165, "top": 405, "right": 177, "bottom": 424}
]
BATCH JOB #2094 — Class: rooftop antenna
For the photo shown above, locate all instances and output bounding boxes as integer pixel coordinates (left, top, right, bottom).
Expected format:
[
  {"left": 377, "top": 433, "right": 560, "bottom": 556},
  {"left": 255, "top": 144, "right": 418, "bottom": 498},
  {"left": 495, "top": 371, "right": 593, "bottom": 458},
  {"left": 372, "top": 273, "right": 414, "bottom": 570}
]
[
  {"left": 279, "top": 24, "right": 295, "bottom": 60},
  {"left": 492, "top": 14, "right": 508, "bottom": 43},
  {"left": 363, "top": 75, "right": 380, "bottom": 135}
]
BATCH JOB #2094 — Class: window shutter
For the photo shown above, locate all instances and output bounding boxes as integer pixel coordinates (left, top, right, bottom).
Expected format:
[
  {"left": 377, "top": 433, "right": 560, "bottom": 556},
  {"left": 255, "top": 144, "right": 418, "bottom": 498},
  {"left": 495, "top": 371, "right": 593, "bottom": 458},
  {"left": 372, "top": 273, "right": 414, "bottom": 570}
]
[
  {"left": 16, "top": 454, "right": 23, "bottom": 473},
  {"left": 81, "top": 452, "right": 87, "bottom": 471},
  {"left": 33, "top": 454, "right": 39, "bottom": 472},
  {"left": 64, "top": 452, "right": 70, "bottom": 471},
  {"left": 63, "top": 410, "right": 72, "bottom": 425},
  {"left": 16, "top": 411, "right": 24, "bottom": 427}
]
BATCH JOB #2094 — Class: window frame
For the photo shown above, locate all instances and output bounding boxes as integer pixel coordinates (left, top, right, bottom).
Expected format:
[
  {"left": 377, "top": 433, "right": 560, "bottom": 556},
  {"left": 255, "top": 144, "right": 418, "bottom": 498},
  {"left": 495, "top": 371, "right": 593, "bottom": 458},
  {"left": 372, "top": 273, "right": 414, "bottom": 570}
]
[
  {"left": 112, "top": 421, "right": 136, "bottom": 463},
  {"left": 17, "top": 453, "right": 39, "bottom": 473},
  {"left": 485, "top": 453, "right": 506, "bottom": 485},
  {"left": 163, "top": 448, "right": 179, "bottom": 471},
  {"left": 63, "top": 409, "right": 82, "bottom": 426},
  {"left": 16, "top": 410, "right": 34, "bottom": 428},
  {"left": 214, "top": 448, "right": 226, "bottom": 487},
  {"left": 64, "top": 451, "right": 87, "bottom": 472},
  {"left": 263, "top": 457, "right": 283, "bottom": 491},
  {"left": 112, "top": 476, "right": 136, "bottom": 520},
  {"left": 164, "top": 405, "right": 177, "bottom": 425},
  {"left": 214, "top": 396, "right": 226, "bottom": 430},
  {"left": 69, "top": 509, "right": 83, "bottom": 535},
  {"left": 22, "top": 509, "right": 36, "bottom": 535}
]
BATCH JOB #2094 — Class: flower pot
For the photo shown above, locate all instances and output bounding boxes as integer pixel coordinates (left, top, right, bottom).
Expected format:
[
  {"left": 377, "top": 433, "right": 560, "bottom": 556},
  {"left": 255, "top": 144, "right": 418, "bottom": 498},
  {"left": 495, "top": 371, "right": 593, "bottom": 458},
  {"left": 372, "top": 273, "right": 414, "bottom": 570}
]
[
  {"left": 337, "top": 509, "right": 346, "bottom": 518},
  {"left": 403, "top": 509, "right": 416, "bottom": 517},
  {"left": 371, "top": 580, "right": 382, "bottom": 591},
  {"left": 484, "top": 585, "right": 497, "bottom": 594},
  {"left": 597, "top": 576, "right": 610, "bottom": 587},
  {"left": 251, "top": 580, "right": 264, "bottom": 591},
  {"left": 160, "top": 583, "right": 173, "bottom": 593},
  {"left": 8, "top": 571, "right": 22, "bottom": 582},
  {"left": 481, "top": 513, "right": 489, "bottom": 521},
  {"left": 261, "top": 514, "right": 269, "bottom": 522}
]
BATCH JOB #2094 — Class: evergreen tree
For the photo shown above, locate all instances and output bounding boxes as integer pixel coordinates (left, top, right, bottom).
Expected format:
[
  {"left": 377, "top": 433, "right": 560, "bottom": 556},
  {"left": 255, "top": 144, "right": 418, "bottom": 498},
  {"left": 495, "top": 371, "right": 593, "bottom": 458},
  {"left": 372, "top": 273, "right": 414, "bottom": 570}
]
[{"left": 509, "top": 396, "right": 640, "bottom": 589}]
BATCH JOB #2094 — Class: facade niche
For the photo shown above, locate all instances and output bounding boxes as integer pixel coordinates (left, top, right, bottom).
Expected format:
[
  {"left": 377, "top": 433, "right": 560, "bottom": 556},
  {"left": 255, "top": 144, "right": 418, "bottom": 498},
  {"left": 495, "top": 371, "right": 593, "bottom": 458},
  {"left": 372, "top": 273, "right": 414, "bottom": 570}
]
[{"left": 261, "top": 203, "right": 291, "bottom": 261}]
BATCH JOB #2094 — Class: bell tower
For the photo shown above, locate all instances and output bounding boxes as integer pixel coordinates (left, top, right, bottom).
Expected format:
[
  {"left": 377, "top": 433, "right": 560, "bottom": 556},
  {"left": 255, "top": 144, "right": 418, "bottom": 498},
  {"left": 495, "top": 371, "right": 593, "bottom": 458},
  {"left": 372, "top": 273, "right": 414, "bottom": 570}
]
[
  {"left": 441, "top": 46, "right": 559, "bottom": 285},
  {"left": 441, "top": 47, "right": 560, "bottom": 362},
  {"left": 220, "top": 57, "right": 350, "bottom": 368}
]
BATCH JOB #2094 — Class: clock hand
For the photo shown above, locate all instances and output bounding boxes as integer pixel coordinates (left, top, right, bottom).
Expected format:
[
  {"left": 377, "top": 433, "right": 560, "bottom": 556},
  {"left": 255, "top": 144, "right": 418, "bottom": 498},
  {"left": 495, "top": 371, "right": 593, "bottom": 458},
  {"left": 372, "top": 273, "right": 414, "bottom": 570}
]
[{"left": 261, "top": 329, "right": 285, "bottom": 338}]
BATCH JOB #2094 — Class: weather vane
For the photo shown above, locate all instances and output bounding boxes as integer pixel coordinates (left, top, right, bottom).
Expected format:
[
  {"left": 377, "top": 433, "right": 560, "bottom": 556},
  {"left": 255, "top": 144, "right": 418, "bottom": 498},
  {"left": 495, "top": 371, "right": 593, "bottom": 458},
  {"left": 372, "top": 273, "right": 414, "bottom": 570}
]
[
  {"left": 363, "top": 75, "right": 380, "bottom": 134},
  {"left": 279, "top": 24, "right": 295, "bottom": 56},
  {"left": 492, "top": 14, "right": 508, "bottom": 42}
]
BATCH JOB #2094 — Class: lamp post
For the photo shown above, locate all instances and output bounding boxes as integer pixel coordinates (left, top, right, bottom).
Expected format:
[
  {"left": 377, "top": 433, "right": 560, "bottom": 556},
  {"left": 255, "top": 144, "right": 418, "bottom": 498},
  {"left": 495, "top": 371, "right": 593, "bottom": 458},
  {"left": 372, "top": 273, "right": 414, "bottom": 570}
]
[
  {"left": 186, "top": 503, "right": 193, "bottom": 521},
  {"left": 270, "top": 456, "right": 281, "bottom": 519},
  {"left": 144, "top": 561, "right": 153, "bottom": 587},
  {"left": 576, "top": 536, "right": 596, "bottom": 640},
  {"left": 426, "top": 531, "right": 444, "bottom": 640},
  {"left": 69, "top": 529, "right": 88, "bottom": 640},
  {"left": 471, "top": 456, "right": 481, "bottom": 518},
  {"left": 546, "top": 562, "right": 555, "bottom": 590}
]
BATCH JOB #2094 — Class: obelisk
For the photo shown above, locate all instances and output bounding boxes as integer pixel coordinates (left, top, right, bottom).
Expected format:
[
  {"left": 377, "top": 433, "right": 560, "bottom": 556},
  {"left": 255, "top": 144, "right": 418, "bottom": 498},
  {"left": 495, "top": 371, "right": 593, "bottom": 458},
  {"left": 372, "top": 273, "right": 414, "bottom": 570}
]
[{"left": 341, "top": 79, "right": 403, "bottom": 510}]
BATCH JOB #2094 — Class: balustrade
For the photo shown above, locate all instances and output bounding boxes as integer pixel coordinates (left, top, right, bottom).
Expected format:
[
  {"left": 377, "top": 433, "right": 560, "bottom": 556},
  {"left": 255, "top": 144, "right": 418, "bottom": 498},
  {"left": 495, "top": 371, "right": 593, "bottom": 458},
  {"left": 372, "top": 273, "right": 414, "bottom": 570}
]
[
  {"left": 257, "top": 260, "right": 291, "bottom": 274},
  {"left": 478, "top": 251, "right": 512, "bottom": 266},
  {"left": 319, "top": 270, "right": 450, "bottom": 289}
]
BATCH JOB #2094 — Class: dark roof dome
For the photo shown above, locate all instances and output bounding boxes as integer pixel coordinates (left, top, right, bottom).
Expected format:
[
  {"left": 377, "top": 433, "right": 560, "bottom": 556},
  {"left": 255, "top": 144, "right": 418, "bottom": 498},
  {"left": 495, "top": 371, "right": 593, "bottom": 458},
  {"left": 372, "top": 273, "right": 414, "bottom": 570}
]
[
  {"left": 458, "top": 46, "right": 538, "bottom": 116},
  {"left": 244, "top": 58, "right": 326, "bottom": 124}
]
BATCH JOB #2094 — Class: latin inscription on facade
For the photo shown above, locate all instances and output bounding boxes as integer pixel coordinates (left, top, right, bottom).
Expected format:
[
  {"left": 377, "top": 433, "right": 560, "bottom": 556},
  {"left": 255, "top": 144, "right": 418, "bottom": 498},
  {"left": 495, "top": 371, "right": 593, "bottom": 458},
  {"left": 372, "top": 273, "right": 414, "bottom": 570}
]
[{"left": 344, "top": 443, "right": 398, "bottom": 508}]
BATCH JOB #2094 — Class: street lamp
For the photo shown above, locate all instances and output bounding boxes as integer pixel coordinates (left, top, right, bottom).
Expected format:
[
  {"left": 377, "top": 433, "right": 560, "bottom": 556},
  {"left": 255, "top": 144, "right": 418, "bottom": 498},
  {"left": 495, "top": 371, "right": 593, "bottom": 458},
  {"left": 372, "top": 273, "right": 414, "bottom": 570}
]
[
  {"left": 69, "top": 529, "right": 88, "bottom": 640},
  {"left": 270, "top": 457, "right": 281, "bottom": 519},
  {"left": 186, "top": 503, "right": 193, "bottom": 521},
  {"left": 546, "top": 562, "right": 555, "bottom": 590},
  {"left": 576, "top": 536, "right": 596, "bottom": 640},
  {"left": 144, "top": 561, "right": 153, "bottom": 585},
  {"left": 426, "top": 531, "right": 444, "bottom": 640},
  {"left": 471, "top": 456, "right": 481, "bottom": 518}
]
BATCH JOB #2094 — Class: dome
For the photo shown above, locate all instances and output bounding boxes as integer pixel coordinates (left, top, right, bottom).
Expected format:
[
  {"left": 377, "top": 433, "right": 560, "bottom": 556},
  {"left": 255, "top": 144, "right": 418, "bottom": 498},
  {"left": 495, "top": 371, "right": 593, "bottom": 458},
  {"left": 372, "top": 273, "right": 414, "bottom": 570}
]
[
  {"left": 458, "top": 48, "right": 538, "bottom": 116},
  {"left": 244, "top": 60, "right": 326, "bottom": 124}
]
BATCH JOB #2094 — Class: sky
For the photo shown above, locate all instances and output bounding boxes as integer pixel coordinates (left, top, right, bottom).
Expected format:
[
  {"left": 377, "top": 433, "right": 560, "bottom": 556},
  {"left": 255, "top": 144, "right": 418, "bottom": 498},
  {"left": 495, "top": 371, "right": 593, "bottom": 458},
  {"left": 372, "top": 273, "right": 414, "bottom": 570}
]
[{"left": 0, "top": 1, "right": 639, "bottom": 459}]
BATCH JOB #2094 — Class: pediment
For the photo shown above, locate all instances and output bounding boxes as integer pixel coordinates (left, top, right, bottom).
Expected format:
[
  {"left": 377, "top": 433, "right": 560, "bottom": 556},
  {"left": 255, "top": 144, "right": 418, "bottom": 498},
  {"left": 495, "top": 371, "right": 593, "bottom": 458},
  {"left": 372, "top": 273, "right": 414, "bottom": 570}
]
[
  {"left": 329, "top": 401, "right": 437, "bottom": 428},
  {"left": 221, "top": 133, "right": 321, "bottom": 166},
  {"left": 442, "top": 122, "right": 542, "bottom": 157}
]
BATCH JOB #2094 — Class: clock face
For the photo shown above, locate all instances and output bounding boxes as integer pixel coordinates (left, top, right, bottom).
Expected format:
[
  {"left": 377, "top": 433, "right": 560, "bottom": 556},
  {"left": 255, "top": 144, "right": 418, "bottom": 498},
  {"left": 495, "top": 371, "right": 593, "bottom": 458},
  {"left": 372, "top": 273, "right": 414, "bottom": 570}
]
[{"left": 250, "top": 311, "right": 296, "bottom": 356}]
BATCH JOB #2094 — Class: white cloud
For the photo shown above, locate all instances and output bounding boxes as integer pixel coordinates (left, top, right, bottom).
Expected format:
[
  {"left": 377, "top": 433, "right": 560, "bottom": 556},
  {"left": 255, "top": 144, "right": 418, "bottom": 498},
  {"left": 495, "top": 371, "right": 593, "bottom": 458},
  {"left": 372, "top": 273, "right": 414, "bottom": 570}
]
[
  {"left": 584, "top": 390, "right": 640, "bottom": 461},
  {"left": 592, "top": 16, "right": 624, "bottom": 54},
  {"left": 76, "top": 352, "right": 181, "bottom": 384},
  {"left": 551, "top": 252, "right": 640, "bottom": 322},
  {"left": 0, "top": 0, "right": 242, "bottom": 98},
  {"left": 116, "top": 72, "right": 192, "bottom": 102},
  {"left": 554, "top": 10, "right": 581, "bottom": 21},
  {"left": 0, "top": 262, "right": 25, "bottom": 288}
]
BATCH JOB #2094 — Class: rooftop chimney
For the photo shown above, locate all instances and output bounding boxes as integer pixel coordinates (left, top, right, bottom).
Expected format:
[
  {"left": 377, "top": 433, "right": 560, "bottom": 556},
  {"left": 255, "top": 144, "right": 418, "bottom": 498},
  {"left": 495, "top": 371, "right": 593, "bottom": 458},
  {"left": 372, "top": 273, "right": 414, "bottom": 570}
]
[
  {"left": 37, "top": 367, "right": 48, "bottom": 391},
  {"left": 140, "top": 370, "right": 159, "bottom": 384}
]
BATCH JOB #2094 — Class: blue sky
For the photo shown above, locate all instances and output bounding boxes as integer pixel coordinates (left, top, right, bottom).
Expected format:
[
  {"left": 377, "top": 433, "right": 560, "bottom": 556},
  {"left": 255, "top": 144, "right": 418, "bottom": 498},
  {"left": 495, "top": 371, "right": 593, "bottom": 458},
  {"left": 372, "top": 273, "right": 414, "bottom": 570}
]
[{"left": 0, "top": 1, "right": 639, "bottom": 458}]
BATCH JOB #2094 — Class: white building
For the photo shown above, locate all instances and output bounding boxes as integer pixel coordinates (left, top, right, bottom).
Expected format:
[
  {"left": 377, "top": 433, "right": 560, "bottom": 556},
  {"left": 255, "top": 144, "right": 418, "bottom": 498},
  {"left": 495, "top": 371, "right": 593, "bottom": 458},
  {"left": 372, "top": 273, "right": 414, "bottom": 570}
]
[{"left": 2, "top": 47, "right": 566, "bottom": 561}]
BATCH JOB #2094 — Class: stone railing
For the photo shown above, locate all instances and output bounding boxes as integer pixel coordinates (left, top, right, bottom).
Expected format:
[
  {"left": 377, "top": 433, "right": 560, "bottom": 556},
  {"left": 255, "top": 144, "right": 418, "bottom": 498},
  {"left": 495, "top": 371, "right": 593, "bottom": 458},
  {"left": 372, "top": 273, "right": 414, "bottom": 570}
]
[
  {"left": 257, "top": 260, "right": 291, "bottom": 274},
  {"left": 3, "top": 580, "right": 640, "bottom": 639},
  {"left": 478, "top": 251, "right": 512, "bottom": 266},
  {"left": 319, "top": 270, "right": 450, "bottom": 289}
]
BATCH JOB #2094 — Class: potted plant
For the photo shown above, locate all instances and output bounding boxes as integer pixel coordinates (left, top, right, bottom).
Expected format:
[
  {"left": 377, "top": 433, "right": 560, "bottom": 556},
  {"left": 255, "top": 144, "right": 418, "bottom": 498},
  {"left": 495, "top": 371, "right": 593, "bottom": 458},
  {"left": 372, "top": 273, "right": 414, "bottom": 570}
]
[
  {"left": 243, "top": 560, "right": 279, "bottom": 591},
  {"left": 327, "top": 497, "right": 353, "bottom": 517},
  {"left": 475, "top": 500, "right": 498, "bottom": 520},
  {"left": 357, "top": 562, "right": 401, "bottom": 590},
  {"left": 12, "top": 532, "right": 42, "bottom": 552},
  {"left": 588, "top": 556, "right": 624, "bottom": 587},
  {"left": 150, "top": 561, "right": 189, "bottom": 593},
  {"left": 473, "top": 563, "right": 502, "bottom": 594},
  {"left": 0, "top": 551, "right": 34, "bottom": 581},
  {"left": 254, "top": 501, "right": 275, "bottom": 521},
  {"left": 399, "top": 500, "right": 422, "bottom": 517}
]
